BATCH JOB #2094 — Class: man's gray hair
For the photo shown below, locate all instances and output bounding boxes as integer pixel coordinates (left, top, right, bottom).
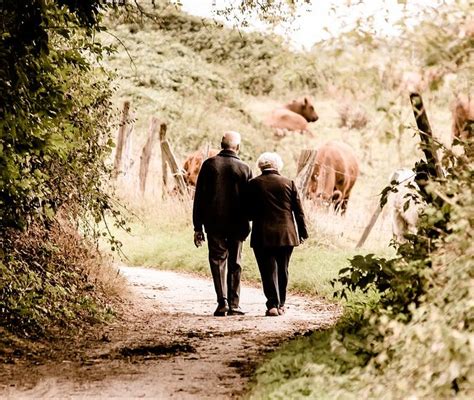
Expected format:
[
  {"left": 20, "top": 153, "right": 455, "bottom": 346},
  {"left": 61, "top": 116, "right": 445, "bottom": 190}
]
[
  {"left": 221, "top": 131, "right": 241, "bottom": 150},
  {"left": 257, "top": 152, "right": 284, "bottom": 171}
]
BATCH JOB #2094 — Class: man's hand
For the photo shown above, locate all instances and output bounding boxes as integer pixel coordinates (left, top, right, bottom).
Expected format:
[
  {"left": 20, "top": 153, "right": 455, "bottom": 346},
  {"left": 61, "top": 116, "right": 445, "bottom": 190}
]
[{"left": 194, "top": 231, "right": 205, "bottom": 248}]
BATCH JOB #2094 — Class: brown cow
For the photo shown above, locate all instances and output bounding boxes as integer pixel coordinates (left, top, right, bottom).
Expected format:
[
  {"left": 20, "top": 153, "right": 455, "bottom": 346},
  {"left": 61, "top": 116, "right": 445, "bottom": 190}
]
[
  {"left": 182, "top": 148, "right": 219, "bottom": 187},
  {"left": 451, "top": 94, "right": 474, "bottom": 140},
  {"left": 265, "top": 96, "right": 319, "bottom": 135},
  {"left": 307, "top": 141, "right": 359, "bottom": 214}
]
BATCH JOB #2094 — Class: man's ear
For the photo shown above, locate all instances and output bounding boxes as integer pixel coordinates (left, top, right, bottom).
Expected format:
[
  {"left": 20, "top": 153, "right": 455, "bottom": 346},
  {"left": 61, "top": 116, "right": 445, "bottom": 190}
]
[{"left": 236, "top": 144, "right": 240, "bottom": 152}]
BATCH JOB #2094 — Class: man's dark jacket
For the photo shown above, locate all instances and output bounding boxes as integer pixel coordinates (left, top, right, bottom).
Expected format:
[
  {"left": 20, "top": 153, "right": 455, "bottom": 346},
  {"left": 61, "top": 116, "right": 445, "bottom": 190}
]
[
  {"left": 193, "top": 149, "right": 252, "bottom": 240},
  {"left": 246, "top": 170, "right": 308, "bottom": 248}
]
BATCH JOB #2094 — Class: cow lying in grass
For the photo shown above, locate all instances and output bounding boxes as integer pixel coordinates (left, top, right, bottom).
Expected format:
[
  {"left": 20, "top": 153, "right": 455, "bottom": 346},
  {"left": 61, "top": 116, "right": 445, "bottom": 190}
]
[{"left": 265, "top": 96, "right": 318, "bottom": 136}]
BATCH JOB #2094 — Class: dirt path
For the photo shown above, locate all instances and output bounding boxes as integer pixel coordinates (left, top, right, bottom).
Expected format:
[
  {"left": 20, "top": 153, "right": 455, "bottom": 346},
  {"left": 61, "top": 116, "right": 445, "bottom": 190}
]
[{"left": 1, "top": 266, "right": 340, "bottom": 399}]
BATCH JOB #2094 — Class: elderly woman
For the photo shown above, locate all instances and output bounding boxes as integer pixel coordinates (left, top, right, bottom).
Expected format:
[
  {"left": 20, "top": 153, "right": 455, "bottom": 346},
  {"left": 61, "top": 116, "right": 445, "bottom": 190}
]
[{"left": 246, "top": 152, "right": 308, "bottom": 316}]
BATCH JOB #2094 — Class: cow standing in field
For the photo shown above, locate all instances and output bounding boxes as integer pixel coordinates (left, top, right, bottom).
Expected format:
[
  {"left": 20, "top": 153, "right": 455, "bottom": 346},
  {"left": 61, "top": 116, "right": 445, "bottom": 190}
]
[
  {"left": 451, "top": 94, "right": 474, "bottom": 140},
  {"left": 265, "top": 96, "right": 319, "bottom": 136},
  {"left": 387, "top": 168, "right": 421, "bottom": 243},
  {"left": 307, "top": 141, "right": 359, "bottom": 214},
  {"left": 182, "top": 148, "right": 219, "bottom": 188}
]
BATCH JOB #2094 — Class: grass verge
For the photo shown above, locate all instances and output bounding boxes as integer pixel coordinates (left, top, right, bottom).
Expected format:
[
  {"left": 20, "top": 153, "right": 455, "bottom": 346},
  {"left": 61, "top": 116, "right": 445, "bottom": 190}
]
[{"left": 109, "top": 204, "right": 363, "bottom": 299}]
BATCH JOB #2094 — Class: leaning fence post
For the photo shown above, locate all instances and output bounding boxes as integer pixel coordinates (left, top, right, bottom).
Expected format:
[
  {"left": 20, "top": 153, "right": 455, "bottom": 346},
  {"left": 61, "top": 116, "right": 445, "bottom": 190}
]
[
  {"left": 139, "top": 117, "right": 159, "bottom": 195},
  {"left": 409, "top": 93, "right": 444, "bottom": 178},
  {"left": 355, "top": 204, "right": 383, "bottom": 248},
  {"left": 162, "top": 143, "right": 188, "bottom": 198},
  {"left": 122, "top": 115, "right": 135, "bottom": 183},
  {"left": 295, "top": 149, "right": 317, "bottom": 198},
  {"left": 159, "top": 125, "right": 189, "bottom": 199},
  {"left": 113, "top": 100, "right": 131, "bottom": 179},
  {"left": 159, "top": 124, "right": 169, "bottom": 198}
]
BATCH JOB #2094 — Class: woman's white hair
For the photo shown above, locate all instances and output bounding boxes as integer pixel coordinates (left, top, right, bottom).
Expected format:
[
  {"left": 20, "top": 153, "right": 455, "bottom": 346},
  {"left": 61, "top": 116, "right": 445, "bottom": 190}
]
[{"left": 257, "top": 152, "right": 284, "bottom": 171}]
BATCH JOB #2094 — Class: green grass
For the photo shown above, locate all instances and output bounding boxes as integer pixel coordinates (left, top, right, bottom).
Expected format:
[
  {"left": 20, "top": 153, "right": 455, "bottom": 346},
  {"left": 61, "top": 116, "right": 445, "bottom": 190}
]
[
  {"left": 110, "top": 206, "right": 359, "bottom": 298},
  {"left": 246, "top": 330, "right": 358, "bottom": 400}
]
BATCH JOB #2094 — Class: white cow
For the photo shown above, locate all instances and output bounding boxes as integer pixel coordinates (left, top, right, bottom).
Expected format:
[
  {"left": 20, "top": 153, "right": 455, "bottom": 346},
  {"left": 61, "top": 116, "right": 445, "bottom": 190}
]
[{"left": 387, "top": 168, "right": 422, "bottom": 242}]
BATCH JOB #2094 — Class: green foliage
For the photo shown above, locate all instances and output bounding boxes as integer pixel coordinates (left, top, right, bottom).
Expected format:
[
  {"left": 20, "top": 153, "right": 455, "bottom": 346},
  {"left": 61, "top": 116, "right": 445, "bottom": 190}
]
[
  {"left": 334, "top": 139, "right": 461, "bottom": 319},
  {"left": 0, "top": 0, "right": 114, "bottom": 230},
  {"left": 249, "top": 142, "right": 474, "bottom": 399},
  {"left": 404, "top": 0, "right": 474, "bottom": 76},
  {"left": 334, "top": 253, "right": 426, "bottom": 318},
  {"left": 107, "top": 4, "right": 322, "bottom": 97},
  {"left": 0, "top": 221, "right": 115, "bottom": 338},
  {"left": 213, "top": 0, "right": 311, "bottom": 27},
  {"left": 0, "top": 1, "right": 127, "bottom": 339}
]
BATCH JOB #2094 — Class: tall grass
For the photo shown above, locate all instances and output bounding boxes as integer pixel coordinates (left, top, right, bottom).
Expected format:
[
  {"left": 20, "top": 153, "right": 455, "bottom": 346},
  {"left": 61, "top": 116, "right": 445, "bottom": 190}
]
[
  {"left": 103, "top": 1, "right": 452, "bottom": 298},
  {"left": 108, "top": 192, "right": 394, "bottom": 299}
]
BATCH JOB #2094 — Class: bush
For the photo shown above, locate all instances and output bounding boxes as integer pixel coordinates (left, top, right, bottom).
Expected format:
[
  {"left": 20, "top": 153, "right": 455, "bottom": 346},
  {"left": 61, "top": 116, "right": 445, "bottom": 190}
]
[
  {"left": 0, "top": 1, "right": 127, "bottom": 340},
  {"left": 0, "top": 218, "right": 124, "bottom": 338},
  {"left": 337, "top": 103, "right": 369, "bottom": 129}
]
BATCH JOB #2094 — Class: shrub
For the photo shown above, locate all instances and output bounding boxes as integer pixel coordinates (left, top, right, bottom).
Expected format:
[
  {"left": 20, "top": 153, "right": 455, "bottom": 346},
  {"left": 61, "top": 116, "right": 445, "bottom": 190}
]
[
  {"left": 106, "top": 5, "right": 322, "bottom": 97},
  {"left": 0, "top": 1, "right": 127, "bottom": 339},
  {"left": 0, "top": 218, "right": 124, "bottom": 338},
  {"left": 337, "top": 103, "right": 369, "bottom": 129}
]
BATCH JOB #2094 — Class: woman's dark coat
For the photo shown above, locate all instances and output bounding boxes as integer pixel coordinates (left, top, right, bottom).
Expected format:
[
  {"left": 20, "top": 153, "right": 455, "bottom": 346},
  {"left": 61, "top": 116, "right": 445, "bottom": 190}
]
[{"left": 246, "top": 170, "right": 308, "bottom": 248}]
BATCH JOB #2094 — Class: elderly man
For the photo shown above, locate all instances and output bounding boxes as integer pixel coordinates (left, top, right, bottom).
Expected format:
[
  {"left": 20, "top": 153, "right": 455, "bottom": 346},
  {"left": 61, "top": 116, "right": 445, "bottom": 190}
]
[
  {"left": 193, "top": 131, "right": 253, "bottom": 316},
  {"left": 246, "top": 152, "right": 308, "bottom": 316}
]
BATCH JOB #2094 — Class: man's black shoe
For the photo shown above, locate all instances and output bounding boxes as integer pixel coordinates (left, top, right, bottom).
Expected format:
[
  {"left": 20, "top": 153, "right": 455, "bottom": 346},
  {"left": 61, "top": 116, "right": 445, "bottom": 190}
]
[
  {"left": 214, "top": 303, "right": 229, "bottom": 317},
  {"left": 228, "top": 307, "right": 246, "bottom": 316},
  {"left": 265, "top": 307, "right": 279, "bottom": 317}
]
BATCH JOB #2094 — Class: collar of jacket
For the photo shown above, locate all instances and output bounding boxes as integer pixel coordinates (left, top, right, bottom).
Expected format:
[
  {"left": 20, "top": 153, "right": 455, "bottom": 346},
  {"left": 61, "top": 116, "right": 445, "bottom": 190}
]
[
  {"left": 218, "top": 149, "right": 240, "bottom": 159},
  {"left": 261, "top": 169, "right": 280, "bottom": 175}
]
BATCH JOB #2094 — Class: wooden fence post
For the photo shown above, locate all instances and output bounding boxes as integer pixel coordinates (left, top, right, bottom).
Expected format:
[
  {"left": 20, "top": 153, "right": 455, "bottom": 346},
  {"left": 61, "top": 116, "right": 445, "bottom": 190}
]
[
  {"left": 355, "top": 205, "right": 383, "bottom": 248},
  {"left": 409, "top": 93, "right": 444, "bottom": 178},
  {"left": 295, "top": 149, "right": 317, "bottom": 198},
  {"left": 113, "top": 101, "right": 131, "bottom": 179},
  {"left": 159, "top": 125, "right": 189, "bottom": 199},
  {"left": 122, "top": 117, "right": 134, "bottom": 181},
  {"left": 139, "top": 117, "right": 159, "bottom": 195},
  {"left": 159, "top": 124, "right": 168, "bottom": 198},
  {"left": 297, "top": 149, "right": 314, "bottom": 175},
  {"left": 204, "top": 143, "right": 211, "bottom": 161}
]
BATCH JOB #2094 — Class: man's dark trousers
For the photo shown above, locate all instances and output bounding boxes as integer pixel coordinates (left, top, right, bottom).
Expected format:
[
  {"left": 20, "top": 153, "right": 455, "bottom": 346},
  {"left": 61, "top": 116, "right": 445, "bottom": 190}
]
[
  {"left": 207, "top": 234, "right": 243, "bottom": 308},
  {"left": 253, "top": 246, "right": 293, "bottom": 309}
]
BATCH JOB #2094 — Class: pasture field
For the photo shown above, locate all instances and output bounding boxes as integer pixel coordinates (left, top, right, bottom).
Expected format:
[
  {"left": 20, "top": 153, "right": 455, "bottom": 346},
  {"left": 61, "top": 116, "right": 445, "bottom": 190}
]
[
  {"left": 108, "top": 198, "right": 377, "bottom": 299},
  {"left": 103, "top": 15, "right": 452, "bottom": 298}
]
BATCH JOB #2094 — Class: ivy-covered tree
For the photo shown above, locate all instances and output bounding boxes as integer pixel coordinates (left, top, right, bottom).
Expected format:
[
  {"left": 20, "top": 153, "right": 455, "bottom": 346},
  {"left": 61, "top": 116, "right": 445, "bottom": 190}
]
[
  {"left": 0, "top": 1, "right": 124, "bottom": 337},
  {"left": 0, "top": 0, "right": 114, "bottom": 230}
]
